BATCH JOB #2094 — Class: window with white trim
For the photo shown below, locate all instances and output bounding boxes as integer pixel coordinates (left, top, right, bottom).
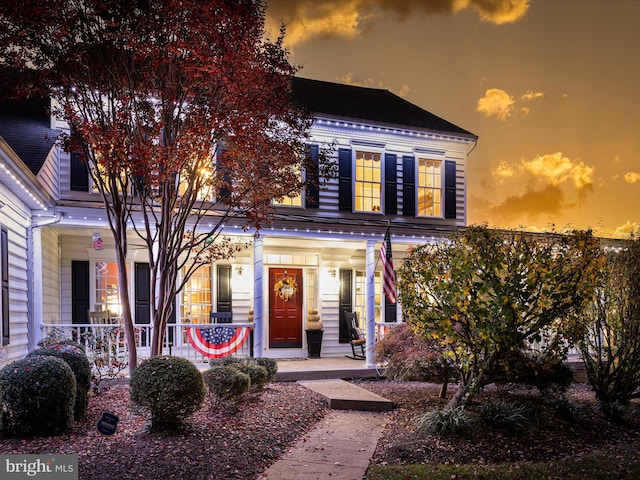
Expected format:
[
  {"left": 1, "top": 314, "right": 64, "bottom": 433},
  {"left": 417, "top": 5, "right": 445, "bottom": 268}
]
[
  {"left": 355, "top": 150, "right": 382, "bottom": 213},
  {"left": 180, "top": 266, "right": 212, "bottom": 324},
  {"left": 417, "top": 158, "right": 442, "bottom": 217}
]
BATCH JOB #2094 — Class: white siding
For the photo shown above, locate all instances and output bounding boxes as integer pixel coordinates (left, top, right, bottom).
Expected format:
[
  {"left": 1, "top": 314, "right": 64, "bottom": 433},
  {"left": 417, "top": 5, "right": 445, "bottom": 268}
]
[
  {"left": 40, "top": 226, "right": 61, "bottom": 324},
  {"left": 0, "top": 190, "right": 31, "bottom": 367}
]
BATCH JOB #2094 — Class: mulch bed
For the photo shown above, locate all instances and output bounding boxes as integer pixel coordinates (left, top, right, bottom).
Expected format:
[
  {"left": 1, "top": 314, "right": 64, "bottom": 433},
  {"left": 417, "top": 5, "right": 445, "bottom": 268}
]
[
  {"left": 0, "top": 383, "right": 328, "bottom": 480},
  {"left": 356, "top": 380, "right": 640, "bottom": 467},
  {"left": 2, "top": 380, "right": 640, "bottom": 479}
]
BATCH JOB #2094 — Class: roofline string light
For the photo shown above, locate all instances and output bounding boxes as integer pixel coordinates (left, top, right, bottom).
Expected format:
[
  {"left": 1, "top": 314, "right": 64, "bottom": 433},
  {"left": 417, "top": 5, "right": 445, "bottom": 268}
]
[
  {"left": 0, "top": 160, "right": 48, "bottom": 210},
  {"left": 314, "top": 118, "right": 475, "bottom": 143}
]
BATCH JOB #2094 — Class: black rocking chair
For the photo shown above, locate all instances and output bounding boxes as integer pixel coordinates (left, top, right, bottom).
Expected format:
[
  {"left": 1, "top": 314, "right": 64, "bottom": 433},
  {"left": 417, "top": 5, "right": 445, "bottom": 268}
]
[{"left": 345, "top": 312, "right": 365, "bottom": 360}]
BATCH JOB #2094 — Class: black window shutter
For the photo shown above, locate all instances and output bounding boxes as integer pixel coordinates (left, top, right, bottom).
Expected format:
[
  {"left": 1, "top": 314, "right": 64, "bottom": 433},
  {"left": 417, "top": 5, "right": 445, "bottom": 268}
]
[
  {"left": 70, "top": 152, "right": 89, "bottom": 191},
  {"left": 444, "top": 160, "right": 457, "bottom": 219},
  {"left": 384, "top": 153, "right": 397, "bottom": 215},
  {"left": 217, "top": 265, "right": 232, "bottom": 313},
  {"left": 71, "top": 260, "right": 90, "bottom": 325},
  {"left": 338, "top": 269, "right": 353, "bottom": 343},
  {"left": 216, "top": 144, "right": 231, "bottom": 201},
  {"left": 402, "top": 156, "right": 415, "bottom": 217},
  {"left": 1, "top": 227, "right": 9, "bottom": 345},
  {"left": 134, "top": 263, "right": 151, "bottom": 325},
  {"left": 305, "top": 144, "right": 320, "bottom": 208},
  {"left": 338, "top": 148, "right": 352, "bottom": 211},
  {"left": 384, "top": 297, "right": 397, "bottom": 323}
]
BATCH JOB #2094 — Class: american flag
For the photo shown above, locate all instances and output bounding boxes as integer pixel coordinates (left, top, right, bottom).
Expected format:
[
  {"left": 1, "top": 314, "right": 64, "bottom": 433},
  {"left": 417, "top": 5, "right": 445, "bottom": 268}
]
[
  {"left": 187, "top": 325, "right": 249, "bottom": 358},
  {"left": 380, "top": 226, "right": 397, "bottom": 304}
]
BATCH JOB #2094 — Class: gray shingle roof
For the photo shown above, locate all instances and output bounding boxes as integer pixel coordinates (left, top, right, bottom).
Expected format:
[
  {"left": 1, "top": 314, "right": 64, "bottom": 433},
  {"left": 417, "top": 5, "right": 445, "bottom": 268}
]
[
  {"left": 0, "top": 98, "right": 59, "bottom": 175},
  {"left": 291, "top": 77, "right": 476, "bottom": 138}
]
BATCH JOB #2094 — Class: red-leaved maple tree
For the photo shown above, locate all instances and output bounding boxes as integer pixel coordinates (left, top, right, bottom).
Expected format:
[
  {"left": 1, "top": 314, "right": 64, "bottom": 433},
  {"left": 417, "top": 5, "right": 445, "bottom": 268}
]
[{"left": 0, "top": 0, "right": 323, "bottom": 367}]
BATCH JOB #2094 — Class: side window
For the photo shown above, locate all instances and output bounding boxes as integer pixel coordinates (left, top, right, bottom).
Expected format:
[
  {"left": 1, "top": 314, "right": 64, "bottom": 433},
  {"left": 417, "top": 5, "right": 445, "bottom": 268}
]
[
  {"left": 94, "top": 262, "right": 127, "bottom": 317},
  {"left": 1, "top": 226, "right": 9, "bottom": 345},
  {"left": 354, "top": 150, "right": 382, "bottom": 213},
  {"left": 180, "top": 266, "right": 212, "bottom": 323},
  {"left": 417, "top": 158, "right": 443, "bottom": 217}
]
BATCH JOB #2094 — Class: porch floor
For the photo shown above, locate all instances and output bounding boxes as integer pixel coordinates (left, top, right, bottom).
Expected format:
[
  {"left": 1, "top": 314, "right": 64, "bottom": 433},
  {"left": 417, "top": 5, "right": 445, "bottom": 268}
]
[{"left": 274, "top": 357, "right": 383, "bottom": 382}]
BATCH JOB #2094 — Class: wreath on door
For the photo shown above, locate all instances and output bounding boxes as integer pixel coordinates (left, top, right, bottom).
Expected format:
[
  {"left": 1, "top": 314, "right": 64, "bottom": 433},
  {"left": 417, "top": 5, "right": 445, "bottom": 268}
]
[{"left": 274, "top": 275, "right": 298, "bottom": 302}]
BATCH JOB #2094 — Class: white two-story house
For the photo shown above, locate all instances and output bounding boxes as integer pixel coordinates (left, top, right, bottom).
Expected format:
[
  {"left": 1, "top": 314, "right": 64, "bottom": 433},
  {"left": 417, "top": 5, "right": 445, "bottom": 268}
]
[{"left": 0, "top": 77, "right": 477, "bottom": 367}]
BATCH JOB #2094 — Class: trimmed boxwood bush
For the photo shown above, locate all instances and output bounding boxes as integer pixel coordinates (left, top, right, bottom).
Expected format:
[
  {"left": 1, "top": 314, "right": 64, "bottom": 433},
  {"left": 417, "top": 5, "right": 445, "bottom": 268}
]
[
  {"left": 232, "top": 363, "right": 269, "bottom": 392},
  {"left": 28, "top": 344, "right": 91, "bottom": 420},
  {"left": 207, "top": 357, "right": 244, "bottom": 368},
  {"left": 130, "top": 356, "right": 205, "bottom": 431},
  {"left": 0, "top": 355, "right": 76, "bottom": 437},
  {"left": 251, "top": 357, "right": 278, "bottom": 383},
  {"left": 203, "top": 366, "right": 250, "bottom": 407}
]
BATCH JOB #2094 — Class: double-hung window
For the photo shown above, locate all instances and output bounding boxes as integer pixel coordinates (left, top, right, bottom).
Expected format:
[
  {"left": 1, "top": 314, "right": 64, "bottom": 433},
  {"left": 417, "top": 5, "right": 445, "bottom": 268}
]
[
  {"left": 355, "top": 150, "right": 382, "bottom": 213},
  {"left": 417, "top": 158, "right": 443, "bottom": 217}
]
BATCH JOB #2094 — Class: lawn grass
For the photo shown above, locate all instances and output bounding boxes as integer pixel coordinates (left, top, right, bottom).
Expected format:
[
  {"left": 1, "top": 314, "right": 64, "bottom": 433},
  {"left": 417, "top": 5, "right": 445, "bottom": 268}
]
[{"left": 368, "top": 451, "right": 640, "bottom": 479}]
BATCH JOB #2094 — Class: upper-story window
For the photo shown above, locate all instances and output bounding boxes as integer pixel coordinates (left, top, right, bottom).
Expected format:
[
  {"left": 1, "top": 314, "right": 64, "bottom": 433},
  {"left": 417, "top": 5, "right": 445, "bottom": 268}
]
[
  {"left": 417, "top": 158, "right": 442, "bottom": 217},
  {"left": 273, "top": 164, "right": 304, "bottom": 208},
  {"left": 355, "top": 150, "right": 382, "bottom": 213}
]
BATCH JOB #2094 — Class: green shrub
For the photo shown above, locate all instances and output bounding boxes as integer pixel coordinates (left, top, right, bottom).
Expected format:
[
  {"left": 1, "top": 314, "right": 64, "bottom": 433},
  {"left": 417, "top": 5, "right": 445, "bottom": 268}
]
[
  {"left": 202, "top": 366, "right": 250, "bottom": 408},
  {"left": 1, "top": 355, "right": 76, "bottom": 437},
  {"left": 38, "top": 328, "right": 86, "bottom": 352},
  {"left": 251, "top": 357, "right": 278, "bottom": 383},
  {"left": 232, "top": 363, "right": 269, "bottom": 392},
  {"left": 479, "top": 401, "right": 534, "bottom": 432},
  {"left": 374, "top": 323, "right": 453, "bottom": 386},
  {"left": 208, "top": 356, "right": 244, "bottom": 368},
  {"left": 28, "top": 344, "right": 91, "bottom": 420},
  {"left": 551, "top": 397, "right": 582, "bottom": 423},
  {"left": 415, "top": 406, "right": 470, "bottom": 436},
  {"left": 130, "top": 356, "right": 205, "bottom": 431},
  {"left": 595, "top": 400, "right": 626, "bottom": 422}
]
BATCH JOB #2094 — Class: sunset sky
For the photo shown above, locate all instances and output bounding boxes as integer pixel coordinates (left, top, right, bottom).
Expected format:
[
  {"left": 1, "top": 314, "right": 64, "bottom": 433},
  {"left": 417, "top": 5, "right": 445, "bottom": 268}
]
[{"left": 266, "top": 0, "right": 640, "bottom": 238}]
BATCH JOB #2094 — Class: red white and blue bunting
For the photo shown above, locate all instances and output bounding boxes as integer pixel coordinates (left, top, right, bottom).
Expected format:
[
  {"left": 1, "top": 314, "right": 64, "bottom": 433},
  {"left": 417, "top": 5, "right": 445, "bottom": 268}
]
[{"left": 187, "top": 325, "right": 249, "bottom": 358}]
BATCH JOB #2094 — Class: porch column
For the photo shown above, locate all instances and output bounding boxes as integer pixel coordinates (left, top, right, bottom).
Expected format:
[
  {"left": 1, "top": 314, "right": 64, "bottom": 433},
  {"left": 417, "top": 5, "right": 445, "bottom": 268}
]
[
  {"left": 365, "top": 240, "right": 376, "bottom": 367},
  {"left": 253, "top": 236, "right": 264, "bottom": 357}
]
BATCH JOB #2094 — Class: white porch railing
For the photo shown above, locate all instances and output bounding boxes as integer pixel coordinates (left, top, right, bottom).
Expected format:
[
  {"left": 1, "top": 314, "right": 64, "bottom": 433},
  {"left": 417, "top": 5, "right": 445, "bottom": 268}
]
[{"left": 40, "top": 322, "right": 254, "bottom": 368}]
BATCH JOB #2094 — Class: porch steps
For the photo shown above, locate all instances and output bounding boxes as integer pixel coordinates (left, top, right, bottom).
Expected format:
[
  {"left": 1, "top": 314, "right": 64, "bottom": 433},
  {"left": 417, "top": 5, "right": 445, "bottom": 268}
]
[{"left": 298, "top": 379, "right": 394, "bottom": 412}]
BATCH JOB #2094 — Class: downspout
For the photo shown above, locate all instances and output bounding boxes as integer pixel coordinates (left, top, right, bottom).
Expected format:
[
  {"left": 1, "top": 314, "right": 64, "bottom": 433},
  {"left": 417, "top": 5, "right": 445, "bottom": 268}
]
[{"left": 27, "top": 211, "right": 62, "bottom": 351}]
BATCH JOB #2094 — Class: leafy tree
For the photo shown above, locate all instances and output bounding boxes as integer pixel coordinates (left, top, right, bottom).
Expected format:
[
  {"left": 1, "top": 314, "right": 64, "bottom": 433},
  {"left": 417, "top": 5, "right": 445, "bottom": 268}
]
[
  {"left": 397, "top": 225, "right": 603, "bottom": 409},
  {"left": 0, "top": 0, "right": 328, "bottom": 366},
  {"left": 577, "top": 236, "right": 640, "bottom": 403}
]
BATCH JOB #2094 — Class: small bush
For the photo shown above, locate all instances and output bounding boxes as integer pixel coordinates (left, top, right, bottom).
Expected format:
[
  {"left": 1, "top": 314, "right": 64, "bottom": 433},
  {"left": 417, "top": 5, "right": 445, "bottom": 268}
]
[
  {"left": 39, "top": 334, "right": 86, "bottom": 353},
  {"left": 203, "top": 366, "right": 251, "bottom": 408},
  {"left": 415, "top": 406, "right": 470, "bottom": 436},
  {"left": 130, "top": 356, "right": 205, "bottom": 431},
  {"left": 208, "top": 357, "right": 244, "bottom": 368},
  {"left": 28, "top": 344, "right": 91, "bottom": 420},
  {"left": 374, "top": 323, "right": 452, "bottom": 385},
  {"left": 551, "top": 397, "right": 582, "bottom": 423},
  {"left": 252, "top": 357, "right": 278, "bottom": 383},
  {"left": 595, "top": 400, "right": 627, "bottom": 422},
  {"left": 232, "top": 363, "right": 269, "bottom": 392},
  {"left": 1, "top": 355, "right": 76, "bottom": 437},
  {"left": 479, "top": 401, "right": 534, "bottom": 432}
]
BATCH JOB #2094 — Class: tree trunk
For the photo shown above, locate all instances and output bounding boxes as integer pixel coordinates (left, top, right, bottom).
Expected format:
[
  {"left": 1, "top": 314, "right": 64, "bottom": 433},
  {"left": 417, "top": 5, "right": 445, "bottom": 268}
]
[{"left": 115, "top": 251, "right": 138, "bottom": 370}]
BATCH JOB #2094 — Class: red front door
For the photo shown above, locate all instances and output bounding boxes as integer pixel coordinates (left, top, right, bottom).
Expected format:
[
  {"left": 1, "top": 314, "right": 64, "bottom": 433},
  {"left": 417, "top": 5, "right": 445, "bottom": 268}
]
[{"left": 269, "top": 268, "right": 303, "bottom": 348}]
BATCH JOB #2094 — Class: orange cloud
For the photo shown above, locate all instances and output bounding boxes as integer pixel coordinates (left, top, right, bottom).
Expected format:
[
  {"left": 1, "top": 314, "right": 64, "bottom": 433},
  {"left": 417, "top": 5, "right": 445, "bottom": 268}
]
[
  {"left": 522, "top": 153, "right": 594, "bottom": 188},
  {"left": 484, "top": 184, "right": 568, "bottom": 224},
  {"left": 477, "top": 88, "right": 515, "bottom": 121},
  {"left": 521, "top": 90, "right": 544, "bottom": 101},
  {"left": 337, "top": 72, "right": 412, "bottom": 97},
  {"left": 267, "top": 0, "right": 530, "bottom": 47},
  {"left": 612, "top": 220, "right": 640, "bottom": 239},
  {"left": 624, "top": 171, "right": 640, "bottom": 183},
  {"left": 478, "top": 87, "right": 546, "bottom": 121}
]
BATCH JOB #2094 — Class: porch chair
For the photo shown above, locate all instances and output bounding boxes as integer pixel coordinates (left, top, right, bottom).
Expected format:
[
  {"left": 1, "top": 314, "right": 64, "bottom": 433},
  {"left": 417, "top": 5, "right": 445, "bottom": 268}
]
[
  {"left": 86, "top": 310, "right": 117, "bottom": 351},
  {"left": 209, "top": 311, "right": 233, "bottom": 323},
  {"left": 345, "top": 312, "right": 366, "bottom": 360}
]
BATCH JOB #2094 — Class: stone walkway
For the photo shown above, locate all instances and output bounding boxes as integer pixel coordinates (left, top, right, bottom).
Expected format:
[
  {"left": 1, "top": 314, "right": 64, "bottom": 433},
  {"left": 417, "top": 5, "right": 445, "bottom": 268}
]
[
  {"left": 258, "top": 410, "right": 387, "bottom": 480},
  {"left": 258, "top": 379, "right": 392, "bottom": 480}
]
